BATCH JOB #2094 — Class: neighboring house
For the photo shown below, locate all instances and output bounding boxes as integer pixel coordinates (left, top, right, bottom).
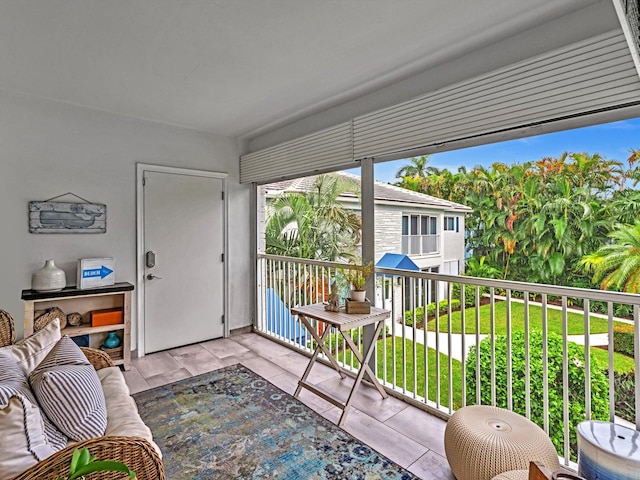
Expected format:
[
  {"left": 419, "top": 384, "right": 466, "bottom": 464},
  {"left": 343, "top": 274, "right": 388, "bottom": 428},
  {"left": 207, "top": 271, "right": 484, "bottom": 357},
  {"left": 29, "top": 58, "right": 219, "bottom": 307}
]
[
  {"left": 261, "top": 171, "right": 471, "bottom": 273},
  {"left": 259, "top": 172, "right": 472, "bottom": 314}
]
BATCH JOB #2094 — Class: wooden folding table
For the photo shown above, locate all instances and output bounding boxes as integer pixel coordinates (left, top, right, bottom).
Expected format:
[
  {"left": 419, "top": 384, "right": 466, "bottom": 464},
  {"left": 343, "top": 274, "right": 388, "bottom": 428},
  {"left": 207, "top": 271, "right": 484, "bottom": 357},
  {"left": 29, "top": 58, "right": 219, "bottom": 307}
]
[{"left": 291, "top": 302, "right": 390, "bottom": 426}]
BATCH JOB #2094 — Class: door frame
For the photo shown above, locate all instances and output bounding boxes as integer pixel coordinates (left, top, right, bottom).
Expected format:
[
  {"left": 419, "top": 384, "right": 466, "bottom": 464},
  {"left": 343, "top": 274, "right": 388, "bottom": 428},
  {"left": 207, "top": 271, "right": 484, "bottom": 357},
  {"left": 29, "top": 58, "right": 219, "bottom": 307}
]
[{"left": 136, "top": 163, "right": 229, "bottom": 357}]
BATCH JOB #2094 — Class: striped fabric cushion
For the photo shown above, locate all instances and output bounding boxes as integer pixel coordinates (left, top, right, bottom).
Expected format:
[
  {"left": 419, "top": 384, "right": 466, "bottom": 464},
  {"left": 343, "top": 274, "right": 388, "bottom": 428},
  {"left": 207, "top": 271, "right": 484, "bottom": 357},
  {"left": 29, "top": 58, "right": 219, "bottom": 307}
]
[
  {"left": 29, "top": 336, "right": 107, "bottom": 441},
  {"left": 0, "top": 353, "right": 67, "bottom": 451}
]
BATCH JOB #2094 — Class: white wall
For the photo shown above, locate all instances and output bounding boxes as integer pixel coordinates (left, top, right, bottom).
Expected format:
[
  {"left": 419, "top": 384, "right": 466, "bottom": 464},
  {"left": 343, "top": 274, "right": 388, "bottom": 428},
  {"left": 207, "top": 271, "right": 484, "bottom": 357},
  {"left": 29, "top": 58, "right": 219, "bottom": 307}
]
[
  {"left": 0, "top": 91, "right": 252, "bottom": 343},
  {"left": 443, "top": 215, "right": 466, "bottom": 265}
]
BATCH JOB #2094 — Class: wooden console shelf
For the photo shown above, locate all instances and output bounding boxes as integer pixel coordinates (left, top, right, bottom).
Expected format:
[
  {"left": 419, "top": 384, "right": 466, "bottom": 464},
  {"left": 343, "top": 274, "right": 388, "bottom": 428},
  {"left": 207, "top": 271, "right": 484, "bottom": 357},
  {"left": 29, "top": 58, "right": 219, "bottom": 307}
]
[{"left": 21, "top": 282, "right": 133, "bottom": 370}]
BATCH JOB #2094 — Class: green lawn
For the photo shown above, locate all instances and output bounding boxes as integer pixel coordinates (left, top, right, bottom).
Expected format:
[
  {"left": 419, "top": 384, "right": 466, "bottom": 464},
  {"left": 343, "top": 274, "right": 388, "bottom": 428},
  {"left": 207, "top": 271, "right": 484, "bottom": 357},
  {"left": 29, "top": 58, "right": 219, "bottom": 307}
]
[
  {"left": 590, "top": 347, "right": 635, "bottom": 373},
  {"left": 324, "top": 332, "right": 631, "bottom": 414},
  {"left": 376, "top": 336, "right": 464, "bottom": 409},
  {"left": 418, "top": 301, "right": 635, "bottom": 372},
  {"left": 322, "top": 298, "right": 634, "bottom": 410},
  {"left": 426, "top": 301, "right": 618, "bottom": 336},
  {"left": 330, "top": 336, "right": 464, "bottom": 409},
  {"left": 330, "top": 334, "right": 634, "bottom": 408}
]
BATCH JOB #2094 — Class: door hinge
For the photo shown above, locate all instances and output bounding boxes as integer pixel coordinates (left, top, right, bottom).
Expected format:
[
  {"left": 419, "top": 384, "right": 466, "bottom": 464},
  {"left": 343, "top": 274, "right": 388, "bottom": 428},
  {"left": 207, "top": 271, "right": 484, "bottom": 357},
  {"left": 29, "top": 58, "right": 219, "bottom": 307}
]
[
  {"left": 142, "top": 176, "right": 146, "bottom": 186},
  {"left": 221, "top": 315, "right": 225, "bottom": 324},
  {"left": 221, "top": 253, "right": 224, "bottom": 262},
  {"left": 221, "top": 191, "right": 224, "bottom": 200}
]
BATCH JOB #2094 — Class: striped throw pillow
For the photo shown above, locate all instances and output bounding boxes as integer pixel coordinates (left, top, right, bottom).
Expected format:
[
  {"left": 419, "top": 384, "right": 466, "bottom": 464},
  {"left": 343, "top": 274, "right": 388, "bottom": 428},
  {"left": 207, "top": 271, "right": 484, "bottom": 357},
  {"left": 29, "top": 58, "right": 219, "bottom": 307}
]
[
  {"left": 29, "top": 336, "right": 107, "bottom": 441},
  {"left": 0, "top": 318, "right": 61, "bottom": 375},
  {"left": 0, "top": 353, "right": 67, "bottom": 451}
]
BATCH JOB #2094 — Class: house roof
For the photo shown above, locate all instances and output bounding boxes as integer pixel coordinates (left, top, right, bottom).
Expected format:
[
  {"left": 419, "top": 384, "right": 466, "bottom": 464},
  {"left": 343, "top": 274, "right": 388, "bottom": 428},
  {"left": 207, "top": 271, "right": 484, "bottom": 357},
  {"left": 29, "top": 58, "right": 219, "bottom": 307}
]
[
  {"left": 376, "top": 253, "right": 420, "bottom": 271},
  {"left": 264, "top": 171, "right": 472, "bottom": 213}
]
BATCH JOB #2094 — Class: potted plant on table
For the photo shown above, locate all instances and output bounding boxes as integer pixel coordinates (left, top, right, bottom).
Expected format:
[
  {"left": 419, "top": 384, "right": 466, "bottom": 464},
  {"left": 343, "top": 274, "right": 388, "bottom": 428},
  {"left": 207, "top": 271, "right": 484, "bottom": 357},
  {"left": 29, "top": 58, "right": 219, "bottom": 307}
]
[{"left": 341, "top": 262, "right": 374, "bottom": 302}]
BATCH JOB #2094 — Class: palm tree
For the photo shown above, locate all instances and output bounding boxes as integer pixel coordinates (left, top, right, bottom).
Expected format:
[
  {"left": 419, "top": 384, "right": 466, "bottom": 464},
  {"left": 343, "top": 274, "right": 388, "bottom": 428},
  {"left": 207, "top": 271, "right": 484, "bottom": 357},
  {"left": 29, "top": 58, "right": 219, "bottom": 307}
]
[
  {"left": 265, "top": 174, "right": 361, "bottom": 261},
  {"left": 581, "top": 222, "right": 640, "bottom": 293},
  {"left": 395, "top": 155, "right": 431, "bottom": 179}
]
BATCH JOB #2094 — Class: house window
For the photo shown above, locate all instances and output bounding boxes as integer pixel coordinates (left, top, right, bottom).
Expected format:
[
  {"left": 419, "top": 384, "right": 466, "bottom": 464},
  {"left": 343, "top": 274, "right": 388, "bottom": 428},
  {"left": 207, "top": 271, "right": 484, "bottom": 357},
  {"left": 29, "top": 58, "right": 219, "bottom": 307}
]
[
  {"left": 401, "top": 214, "right": 439, "bottom": 255},
  {"left": 444, "top": 216, "right": 458, "bottom": 232}
]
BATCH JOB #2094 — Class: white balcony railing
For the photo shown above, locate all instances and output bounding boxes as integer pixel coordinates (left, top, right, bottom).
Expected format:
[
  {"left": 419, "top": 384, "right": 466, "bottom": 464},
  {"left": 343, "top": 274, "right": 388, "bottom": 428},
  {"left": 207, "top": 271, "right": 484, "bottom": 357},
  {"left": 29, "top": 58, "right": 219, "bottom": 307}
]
[
  {"left": 401, "top": 234, "right": 439, "bottom": 255},
  {"left": 255, "top": 254, "right": 640, "bottom": 467}
]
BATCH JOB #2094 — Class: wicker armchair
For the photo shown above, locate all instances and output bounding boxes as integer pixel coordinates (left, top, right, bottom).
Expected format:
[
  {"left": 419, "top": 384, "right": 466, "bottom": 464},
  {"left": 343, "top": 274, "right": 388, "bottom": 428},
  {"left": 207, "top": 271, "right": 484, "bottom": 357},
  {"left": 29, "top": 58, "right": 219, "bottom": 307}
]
[
  {"left": 0, "top": 309, "right": 16, "bottom": 347},
  {"left": 0, "top": 310, "right": 165, "bottom": 480}
]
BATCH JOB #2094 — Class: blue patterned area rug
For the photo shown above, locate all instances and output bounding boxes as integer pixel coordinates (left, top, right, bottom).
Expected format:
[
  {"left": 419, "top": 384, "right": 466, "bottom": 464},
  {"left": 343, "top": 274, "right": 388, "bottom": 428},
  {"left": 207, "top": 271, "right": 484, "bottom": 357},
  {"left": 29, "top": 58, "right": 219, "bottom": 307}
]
[{"left": 133, "top": 363, "right": 418, "bottom": 479}]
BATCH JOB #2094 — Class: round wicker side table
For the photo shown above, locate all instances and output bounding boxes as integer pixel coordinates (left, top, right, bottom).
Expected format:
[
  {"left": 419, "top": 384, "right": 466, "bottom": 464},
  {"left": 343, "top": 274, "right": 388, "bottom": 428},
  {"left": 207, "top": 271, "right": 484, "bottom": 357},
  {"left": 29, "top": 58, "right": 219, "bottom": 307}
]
[{"left": 444, "top": 405, "right": 560, "bottom": 480}]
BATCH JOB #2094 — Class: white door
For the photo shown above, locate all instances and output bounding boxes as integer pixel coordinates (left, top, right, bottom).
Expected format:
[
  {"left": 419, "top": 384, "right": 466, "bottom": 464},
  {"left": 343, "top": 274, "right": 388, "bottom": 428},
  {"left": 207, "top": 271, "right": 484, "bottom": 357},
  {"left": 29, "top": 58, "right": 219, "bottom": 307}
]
[{"left": 142, "top": 169, "right": 225, "bottom": 353}]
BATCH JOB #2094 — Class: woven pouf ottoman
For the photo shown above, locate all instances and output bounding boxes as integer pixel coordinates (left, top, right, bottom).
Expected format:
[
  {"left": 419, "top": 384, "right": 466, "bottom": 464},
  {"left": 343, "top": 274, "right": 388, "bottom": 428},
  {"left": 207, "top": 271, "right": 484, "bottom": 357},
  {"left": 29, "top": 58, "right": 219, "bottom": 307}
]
[
  {"left": 444, "top": 405, "right": 560, "bottom": 480},
  {"left": 491, "top": 471, "right": 528, "bottom": 480}
]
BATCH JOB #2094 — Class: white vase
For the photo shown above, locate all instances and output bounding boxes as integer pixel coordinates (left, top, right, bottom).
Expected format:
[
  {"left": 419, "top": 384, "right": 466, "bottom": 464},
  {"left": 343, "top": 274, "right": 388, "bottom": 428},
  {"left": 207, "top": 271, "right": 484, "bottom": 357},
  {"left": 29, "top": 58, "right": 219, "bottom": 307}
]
[
  {"left": 350, "top": 289, "right": 366, "bottom": 302},
  {"left": 31, "top": 260, "right": 66, "bottom": 292}
]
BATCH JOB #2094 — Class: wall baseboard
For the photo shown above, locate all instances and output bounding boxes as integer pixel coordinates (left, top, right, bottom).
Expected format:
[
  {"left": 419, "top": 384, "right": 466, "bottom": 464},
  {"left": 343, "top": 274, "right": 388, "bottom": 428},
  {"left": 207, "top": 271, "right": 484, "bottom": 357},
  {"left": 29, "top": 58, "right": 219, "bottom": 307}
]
[{"left": 230, "top": 325, "right": 252, "bottom": 336}]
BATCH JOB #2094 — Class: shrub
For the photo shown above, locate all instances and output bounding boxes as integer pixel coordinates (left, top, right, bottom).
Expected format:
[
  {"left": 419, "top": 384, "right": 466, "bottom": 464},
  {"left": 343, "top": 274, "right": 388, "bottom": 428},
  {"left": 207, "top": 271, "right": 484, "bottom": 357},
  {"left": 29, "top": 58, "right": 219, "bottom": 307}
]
[
  {"left": 465, "top": 331, "right": 609, "bottom": 461},
  {"left": 613, "top": 324, "right": 634, "bottom": 357},
  {"left": 614, "top": 371, "right": 635, "bottom": 424},
  {"left": 452, "top": 283, "right": 479, "bottom": 308},
  {"left": 404, "top": 299, "right": 461, "bottom": 327}
]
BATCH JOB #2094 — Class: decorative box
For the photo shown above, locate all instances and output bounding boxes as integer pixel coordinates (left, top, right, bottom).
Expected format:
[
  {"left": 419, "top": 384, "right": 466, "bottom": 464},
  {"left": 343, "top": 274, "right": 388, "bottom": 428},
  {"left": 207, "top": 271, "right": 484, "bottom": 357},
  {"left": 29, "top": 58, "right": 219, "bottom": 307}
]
[
  {"left": 90, "top": 308, "right": 123, "bottom": 327},
  {"left": 77, "top": 257, "right": 115, "bottom": 289},
  {"left": 345, "top": 298, "right": 371, "bottom": 314}
]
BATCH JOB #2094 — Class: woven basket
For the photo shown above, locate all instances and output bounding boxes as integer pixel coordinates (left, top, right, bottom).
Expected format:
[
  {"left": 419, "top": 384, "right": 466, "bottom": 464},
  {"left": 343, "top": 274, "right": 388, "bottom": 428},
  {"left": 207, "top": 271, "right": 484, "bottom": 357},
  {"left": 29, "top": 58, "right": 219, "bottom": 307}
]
[
  {"left": 0, "top": 309, "right": 15, "bottom": 347},
  {"left": 34, "top": 306, "right": 67, "bottom": 331}
]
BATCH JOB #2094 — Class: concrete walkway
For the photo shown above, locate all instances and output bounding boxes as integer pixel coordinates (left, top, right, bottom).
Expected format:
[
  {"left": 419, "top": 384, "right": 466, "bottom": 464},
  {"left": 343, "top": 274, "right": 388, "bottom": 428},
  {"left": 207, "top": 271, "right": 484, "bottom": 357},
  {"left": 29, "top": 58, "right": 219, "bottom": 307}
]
[
  {"left": 394, "top": 322, "right": 610, "bottom": 361},
  {"left": 394, "top": 323, "right": 487, "bottom": 361}
]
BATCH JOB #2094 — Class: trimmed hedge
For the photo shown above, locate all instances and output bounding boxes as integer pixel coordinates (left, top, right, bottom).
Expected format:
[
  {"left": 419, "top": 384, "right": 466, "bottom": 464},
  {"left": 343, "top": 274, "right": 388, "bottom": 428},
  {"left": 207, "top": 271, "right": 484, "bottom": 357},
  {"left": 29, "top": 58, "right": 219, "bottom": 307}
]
[
  {"left": 451, "top": 283, "right": 482, "bottom": 308},
  {"left": 404, "top": 299, "right": 461, "bottom": 327},
  {"left": 613, "top": 324, "right": 634, "bottom": 357},
  {"left": 466, "top": 331, "right": 609, "bottom": 461}
]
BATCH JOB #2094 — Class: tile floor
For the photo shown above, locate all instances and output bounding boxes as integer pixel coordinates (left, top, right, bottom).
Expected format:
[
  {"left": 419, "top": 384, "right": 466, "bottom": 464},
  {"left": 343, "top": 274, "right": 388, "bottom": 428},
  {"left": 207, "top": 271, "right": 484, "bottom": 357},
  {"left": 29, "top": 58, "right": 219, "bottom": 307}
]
[{"left": 123, "top": 332, "right": 454, "bottom": 479}]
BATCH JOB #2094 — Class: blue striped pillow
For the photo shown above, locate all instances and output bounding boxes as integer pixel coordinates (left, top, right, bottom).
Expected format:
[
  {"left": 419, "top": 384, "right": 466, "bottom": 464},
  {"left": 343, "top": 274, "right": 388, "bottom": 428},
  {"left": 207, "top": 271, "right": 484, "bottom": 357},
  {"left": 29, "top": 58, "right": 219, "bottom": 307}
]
[
  {"left": 0, "top": 353, "right": 67, "bottom": 451},
  {"left": 29, "top": 336, "right": 107, "bottom": 441}
]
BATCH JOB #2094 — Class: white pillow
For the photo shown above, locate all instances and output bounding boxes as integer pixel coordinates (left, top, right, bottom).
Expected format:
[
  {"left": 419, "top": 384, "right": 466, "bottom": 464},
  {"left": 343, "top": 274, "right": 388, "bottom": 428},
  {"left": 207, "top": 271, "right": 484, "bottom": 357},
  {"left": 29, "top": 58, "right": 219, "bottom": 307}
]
[
  {"left": 0, "top": 318, "right": 61, "bottom": 375},
  {"left": 29, "top": 336, "right": 107, "bottom": 441},
  {"left": 0, "top": 395, "right": 58, "bottom": 479}
]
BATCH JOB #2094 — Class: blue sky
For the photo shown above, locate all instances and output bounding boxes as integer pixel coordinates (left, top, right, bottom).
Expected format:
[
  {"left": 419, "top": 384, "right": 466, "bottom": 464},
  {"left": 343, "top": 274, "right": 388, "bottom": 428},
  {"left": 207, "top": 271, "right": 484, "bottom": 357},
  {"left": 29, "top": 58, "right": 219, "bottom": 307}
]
[{"left": 367, "top": 117, "right": 640, "bottom": 184}]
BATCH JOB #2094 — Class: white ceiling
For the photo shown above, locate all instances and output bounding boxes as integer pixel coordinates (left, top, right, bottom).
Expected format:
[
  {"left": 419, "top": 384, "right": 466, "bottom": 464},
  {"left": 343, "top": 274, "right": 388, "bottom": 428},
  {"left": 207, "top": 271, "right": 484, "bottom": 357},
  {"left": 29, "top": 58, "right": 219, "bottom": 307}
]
[{"left": 0, "top": 0, "right": 604, "bottom": 139}]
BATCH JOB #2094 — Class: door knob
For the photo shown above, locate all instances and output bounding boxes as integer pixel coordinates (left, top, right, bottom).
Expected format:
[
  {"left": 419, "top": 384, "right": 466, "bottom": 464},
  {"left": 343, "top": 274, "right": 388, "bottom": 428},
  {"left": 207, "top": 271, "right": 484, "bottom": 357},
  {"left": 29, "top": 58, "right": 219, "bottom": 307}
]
[{"left": 146, "top": 274, "right": 162, "bottom": 280}]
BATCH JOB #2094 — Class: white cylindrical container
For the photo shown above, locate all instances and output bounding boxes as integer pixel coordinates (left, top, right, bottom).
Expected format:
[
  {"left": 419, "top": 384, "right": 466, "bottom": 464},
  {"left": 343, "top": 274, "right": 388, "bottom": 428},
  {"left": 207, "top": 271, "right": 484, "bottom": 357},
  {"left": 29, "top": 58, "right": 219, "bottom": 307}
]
[
  {"left": 350, "top": 289, "right": 366, "bottom": 302},
  {"left": 31, "top": 260, "right": 66, "bottom": 292},
  {"left": 578, "top": 420, "right": 640, "bottom": 480}
]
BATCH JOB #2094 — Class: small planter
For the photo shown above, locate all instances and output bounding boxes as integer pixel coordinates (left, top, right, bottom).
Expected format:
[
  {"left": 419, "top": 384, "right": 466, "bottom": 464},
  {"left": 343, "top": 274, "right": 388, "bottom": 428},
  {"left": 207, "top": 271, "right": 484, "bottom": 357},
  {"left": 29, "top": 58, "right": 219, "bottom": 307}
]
[
  {"left": 345, "top": 298, "right": 371, "bottom": 314},
  {"left": 350, "top": 289, "right": 366, "bottom": 302}
]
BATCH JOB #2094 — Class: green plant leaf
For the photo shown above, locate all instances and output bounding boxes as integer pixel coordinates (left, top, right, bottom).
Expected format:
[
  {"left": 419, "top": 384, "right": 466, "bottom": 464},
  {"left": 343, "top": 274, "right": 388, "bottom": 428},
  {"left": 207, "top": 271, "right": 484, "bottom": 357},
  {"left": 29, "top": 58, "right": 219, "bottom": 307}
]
[
  {"left": 69, "top": 461, "right": 135, "bottom": 480},
  {"left": 78, "top": 448, "right": 91, "bottom": 470},
  {"left": 69, "top": 448, "right": 82, "bottom": 474},
  {"left": 548, "top": 253, "right": 565, "bottom": 277}
]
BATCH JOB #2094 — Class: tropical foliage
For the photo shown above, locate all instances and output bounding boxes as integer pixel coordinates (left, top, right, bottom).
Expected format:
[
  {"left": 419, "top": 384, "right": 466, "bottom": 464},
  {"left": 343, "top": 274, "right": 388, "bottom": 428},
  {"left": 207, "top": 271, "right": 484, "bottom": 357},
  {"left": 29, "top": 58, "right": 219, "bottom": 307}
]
[
  {"left": 581, "top": 222, "right": 640, "bottom": 293},
  {"left": 395, "top": 151, "right": 640, "bottom": 289},
  {"left": 265, "top": 174, "right": 362, "bottom": 261}
]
